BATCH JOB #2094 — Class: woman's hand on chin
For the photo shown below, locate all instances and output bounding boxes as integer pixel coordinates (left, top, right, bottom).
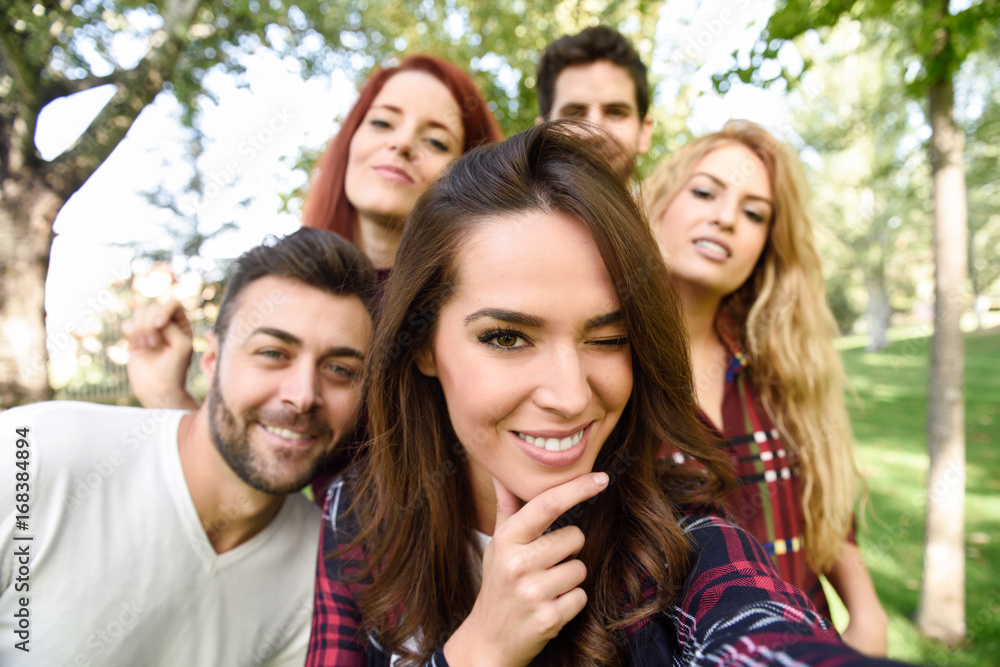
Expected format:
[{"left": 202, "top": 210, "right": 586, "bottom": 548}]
[{"left": 443, "top": 473, "right": 609, "bottom": 667}]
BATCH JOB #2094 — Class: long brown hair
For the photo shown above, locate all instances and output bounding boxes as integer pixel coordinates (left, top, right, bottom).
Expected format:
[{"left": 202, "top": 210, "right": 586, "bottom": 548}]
[
  {"left": 642, "top": 119, "right": 860, "bottom": 572},
  {"left": 301, "top": 55, "right": 503, "bottom": 239},
  {"left": 345, "top": 123, "right": 732, "bottom": 665}
]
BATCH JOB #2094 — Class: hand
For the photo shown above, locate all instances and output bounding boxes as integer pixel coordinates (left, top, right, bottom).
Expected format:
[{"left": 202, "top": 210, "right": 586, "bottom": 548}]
[
  {"left": 123, "top": 299, "right": 199, "bottom": 410},
  {"left": 444, "top": 472, "right": 609, "bottom": 667}
]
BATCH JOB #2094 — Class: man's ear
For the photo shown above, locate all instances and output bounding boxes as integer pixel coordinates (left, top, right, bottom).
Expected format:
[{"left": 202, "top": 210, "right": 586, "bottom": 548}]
[
  {"left": 534, "top": 115, "right": 545, "bottom": 126},
  {"left": 637, "top": 114, "right": 654, "bottom": 155},
  {"left": 414, "top": 346, "right": 438, "bottom": 378},
  {"left": 200, "top": 331, "right": 219, "bottom": 382}
]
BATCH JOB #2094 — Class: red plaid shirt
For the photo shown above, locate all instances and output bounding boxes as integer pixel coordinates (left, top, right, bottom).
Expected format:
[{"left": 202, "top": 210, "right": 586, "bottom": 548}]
[
  {"left": 306, "top": 478, "right": 899, "bottom": 666},
  {"left": 664, "top": 346, "right": 858, "bottom": 618}
]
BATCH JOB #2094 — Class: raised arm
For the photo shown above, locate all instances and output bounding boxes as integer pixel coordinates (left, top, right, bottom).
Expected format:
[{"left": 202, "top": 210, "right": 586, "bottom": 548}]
[{"left": 669, "top": 514, "right": 904, "bottom": 666}]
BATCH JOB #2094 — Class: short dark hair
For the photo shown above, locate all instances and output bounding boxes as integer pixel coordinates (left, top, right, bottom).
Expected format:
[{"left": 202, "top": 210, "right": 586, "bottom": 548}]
[
  {"left": 215, "top": 227, "right": 377, "bottom": 341},
  {"left": 536, "top": 25, "right": 649, "bottom": 119}
]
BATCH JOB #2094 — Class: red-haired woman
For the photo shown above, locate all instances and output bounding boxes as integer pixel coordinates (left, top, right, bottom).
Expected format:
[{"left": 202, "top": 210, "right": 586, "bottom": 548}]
[
  {"left": 124, "top": 55, "right": 502, "bottom": 410},
  {"left": 302, "top": 55, "right": 502, "bottom": 268}
]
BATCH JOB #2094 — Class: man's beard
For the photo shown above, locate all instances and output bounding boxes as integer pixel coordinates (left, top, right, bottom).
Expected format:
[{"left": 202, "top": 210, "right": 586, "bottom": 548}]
[{"left": 207, "top": 371, "right": 332, "bottom": 495}]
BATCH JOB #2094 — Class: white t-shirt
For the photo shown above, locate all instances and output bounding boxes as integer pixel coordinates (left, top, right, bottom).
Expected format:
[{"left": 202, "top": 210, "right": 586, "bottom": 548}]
[{"left": 0, "top": 402, "right": 320, "bottom": 666}]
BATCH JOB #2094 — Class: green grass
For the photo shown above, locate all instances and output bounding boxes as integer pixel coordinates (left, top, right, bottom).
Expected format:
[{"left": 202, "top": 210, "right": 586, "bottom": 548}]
[{"left": 830, "top": 329, "right": 1000, "bottom": 665}]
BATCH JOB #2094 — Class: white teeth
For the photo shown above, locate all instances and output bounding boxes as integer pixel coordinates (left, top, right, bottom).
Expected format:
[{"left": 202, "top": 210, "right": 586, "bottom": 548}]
[
  {"left": 695, "top": 239, "right": 729, "bottom": 257},
  {"left": 518, "top": 428, "right": 585, "bottom": 452},
  {"left": 263, "top": 425, "right": 309, "bottom": 440}
]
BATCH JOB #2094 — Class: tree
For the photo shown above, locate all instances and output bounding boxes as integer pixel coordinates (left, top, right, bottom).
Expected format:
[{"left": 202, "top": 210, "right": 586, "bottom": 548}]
[
  {"left": 716, "top": 0, "right": 1000, "bottom": 643},
  {"left": 0, "top": 0, "right": 667, "bottom": 409},
  {"left": 789, "top": 19, "right": 931, "bottom": 349},
  {"left": 0, "top": 0, "right": 309, "bottom": 407}
]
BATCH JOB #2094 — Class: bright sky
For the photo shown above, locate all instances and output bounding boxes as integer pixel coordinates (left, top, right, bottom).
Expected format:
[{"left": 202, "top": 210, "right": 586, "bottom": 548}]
[{"left": 39, "top": 0, "right": 791, "bottom": 379}]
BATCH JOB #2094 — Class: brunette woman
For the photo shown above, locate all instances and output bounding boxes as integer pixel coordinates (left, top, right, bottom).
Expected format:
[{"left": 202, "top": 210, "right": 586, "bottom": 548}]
[
  {"left": 643, "top": 119, "right": 888, "bottom": 655},
  {"left": 307, "top": 124, "right": 905, "bottom": 666}
]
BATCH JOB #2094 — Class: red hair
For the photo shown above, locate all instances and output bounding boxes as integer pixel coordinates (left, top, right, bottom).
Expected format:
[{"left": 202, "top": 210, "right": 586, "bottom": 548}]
[{"left": 301, "top": 55, "right": 503, "bottom": 239}]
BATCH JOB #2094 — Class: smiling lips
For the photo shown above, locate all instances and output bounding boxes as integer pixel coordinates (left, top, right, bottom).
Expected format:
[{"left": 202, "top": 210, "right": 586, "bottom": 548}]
[
  {"left": 259, "top": 423, "right": 328, "bottom": 451},
  {"left": 693, "top": 237, "right": 731, "bottom": 259},
  {"left": 262, "top": 424, "right": 313, "bottom": 440},
  {"left": 518, "top": 428, "right": 585, "bottom": 452},
  {"left": 513, "top": 425, "right": 591, "bottom": 468},
  {"left": 374, "top": 164, "right": 414, "bottom": 184}
]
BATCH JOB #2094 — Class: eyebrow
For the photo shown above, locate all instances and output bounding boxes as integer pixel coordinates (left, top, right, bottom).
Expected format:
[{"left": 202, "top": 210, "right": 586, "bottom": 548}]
[
  {"left": 250, "top": 327, "right": 366, "bottom": 361},
  {"left": 694, "top": 172, "right": 773, "bottom": 206},
  {"left": 556, "top": 101, "right": 635, "bottom": 113},
  {"left": 370, "top": 103, "right": 459, "bottom": 139},
  {"left": 556, "top": 103, "right": 588, "bottom": 115},
  {"left": 463, "top": 308, "right": 623, "bottom": 330},
  {"left": 585, "top": 311, "right": 623, "bottom": 329}
]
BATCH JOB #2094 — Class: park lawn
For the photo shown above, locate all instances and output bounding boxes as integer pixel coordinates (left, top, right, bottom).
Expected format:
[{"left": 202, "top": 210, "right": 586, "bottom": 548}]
[{"left": 831, "top": 329, "right": 1000, "bottom": 665}]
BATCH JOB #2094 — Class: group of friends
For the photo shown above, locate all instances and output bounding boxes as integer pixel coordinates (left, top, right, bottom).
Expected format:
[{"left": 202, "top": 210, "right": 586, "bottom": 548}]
[{"left": 1, "top": 25, "right": 906, "bottom": 666}]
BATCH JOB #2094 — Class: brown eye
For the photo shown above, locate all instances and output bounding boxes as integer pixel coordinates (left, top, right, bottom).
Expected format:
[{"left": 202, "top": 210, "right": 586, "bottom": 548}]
[
  {"left": 495, "top": 333, "right": 518, "bottom": 347},
  {"left": 477, "top": 328, "right": 528, "bottom": 351}
]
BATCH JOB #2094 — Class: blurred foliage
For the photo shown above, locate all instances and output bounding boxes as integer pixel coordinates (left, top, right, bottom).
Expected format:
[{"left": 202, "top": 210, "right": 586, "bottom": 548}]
[
  {"left": 963, "top": 51, "right": 1000, "bottom": 303},
  {"left": 824, "top": 271, "right": 863, "bottom": 335},
  {"left": 789, "top": 19, "right": 933, "bottom": 339},
  {"left": 712, "top": 0, "right": 999, "bottom": 97}
]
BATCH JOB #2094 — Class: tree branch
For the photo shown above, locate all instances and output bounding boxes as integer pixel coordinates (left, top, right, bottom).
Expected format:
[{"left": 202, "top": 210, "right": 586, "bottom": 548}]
[
  {"left": 37, "top": 72, "right": 119, "bottom": 107},
  {"left": 44, "top": 0, "right": 207, "bottom": 199}
]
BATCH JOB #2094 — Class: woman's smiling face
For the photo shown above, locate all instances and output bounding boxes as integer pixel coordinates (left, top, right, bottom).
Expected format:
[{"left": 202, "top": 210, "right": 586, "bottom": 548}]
[
  {"left": 344, "top": 70, "right": 465, "bottom": 227},
  {"left": 654, "top": 143, "right": 773, "bottom": 302},
  {"left": 417, "top": 210, "right": 633, "bottom": 525}
]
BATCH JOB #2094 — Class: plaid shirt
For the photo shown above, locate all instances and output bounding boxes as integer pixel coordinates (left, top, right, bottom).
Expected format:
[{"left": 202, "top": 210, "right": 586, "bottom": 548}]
[
  {"left": 306, "top": 479, "right": 900, "bottom": 666},
  {"left": 663, "top": 345, "right": 857, "bottom": 618}
]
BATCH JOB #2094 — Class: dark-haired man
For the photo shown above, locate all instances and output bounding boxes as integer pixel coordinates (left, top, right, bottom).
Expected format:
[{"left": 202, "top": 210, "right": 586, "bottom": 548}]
[
  {"left": 0, "top": 228, "right": 375, "bottom": 665},
  {"left": 536, "top": 25, "right": 654, "bottom": 181}
]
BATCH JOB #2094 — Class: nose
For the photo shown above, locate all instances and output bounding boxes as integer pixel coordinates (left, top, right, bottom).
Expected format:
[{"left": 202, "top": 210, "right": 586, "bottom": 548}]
[
  {"left": 532, "top": 344, "right": 592, "bottom": 418},
  {"left": 390, "top": 125, "right": 416, "bottom": 159},
  {"left": 279, "top": 360, "right": 322, "bottom": 412},
  {"left": 713, "top": 193, "right": 739, "bottom": 232}
]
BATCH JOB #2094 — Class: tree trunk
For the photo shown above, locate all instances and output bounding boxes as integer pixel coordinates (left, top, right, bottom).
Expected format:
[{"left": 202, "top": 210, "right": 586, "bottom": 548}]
[
  {"left": 916, "top": 72, "right": 968, "bottom": 643},
  {"left": 0, "top": 164, "right": 63, "bottom": 408},
  {"left": 865, "top": 271, "right": 890, "bottom": 352}
]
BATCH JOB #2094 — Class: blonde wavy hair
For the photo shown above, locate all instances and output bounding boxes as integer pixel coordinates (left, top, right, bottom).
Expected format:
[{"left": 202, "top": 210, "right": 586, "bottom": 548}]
[{"left": 642, "top": 119, "right": 860, "bottom": 572}]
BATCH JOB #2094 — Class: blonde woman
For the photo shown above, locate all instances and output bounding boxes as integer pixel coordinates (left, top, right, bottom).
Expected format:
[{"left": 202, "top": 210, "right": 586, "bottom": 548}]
[{"left": 643, "top": 120, "right": 888, "bottom": 656}]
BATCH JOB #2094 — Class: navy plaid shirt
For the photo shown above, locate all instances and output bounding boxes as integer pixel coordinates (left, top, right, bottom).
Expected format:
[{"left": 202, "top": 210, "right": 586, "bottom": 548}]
[{"left": 307, "top": 478, "right": 904, "bottom": 666}]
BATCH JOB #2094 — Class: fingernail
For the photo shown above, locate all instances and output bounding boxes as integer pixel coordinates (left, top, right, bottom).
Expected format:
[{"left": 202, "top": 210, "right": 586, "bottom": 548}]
[{"left": 594, "top": 472, "right": 609, "bottom": 487}]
